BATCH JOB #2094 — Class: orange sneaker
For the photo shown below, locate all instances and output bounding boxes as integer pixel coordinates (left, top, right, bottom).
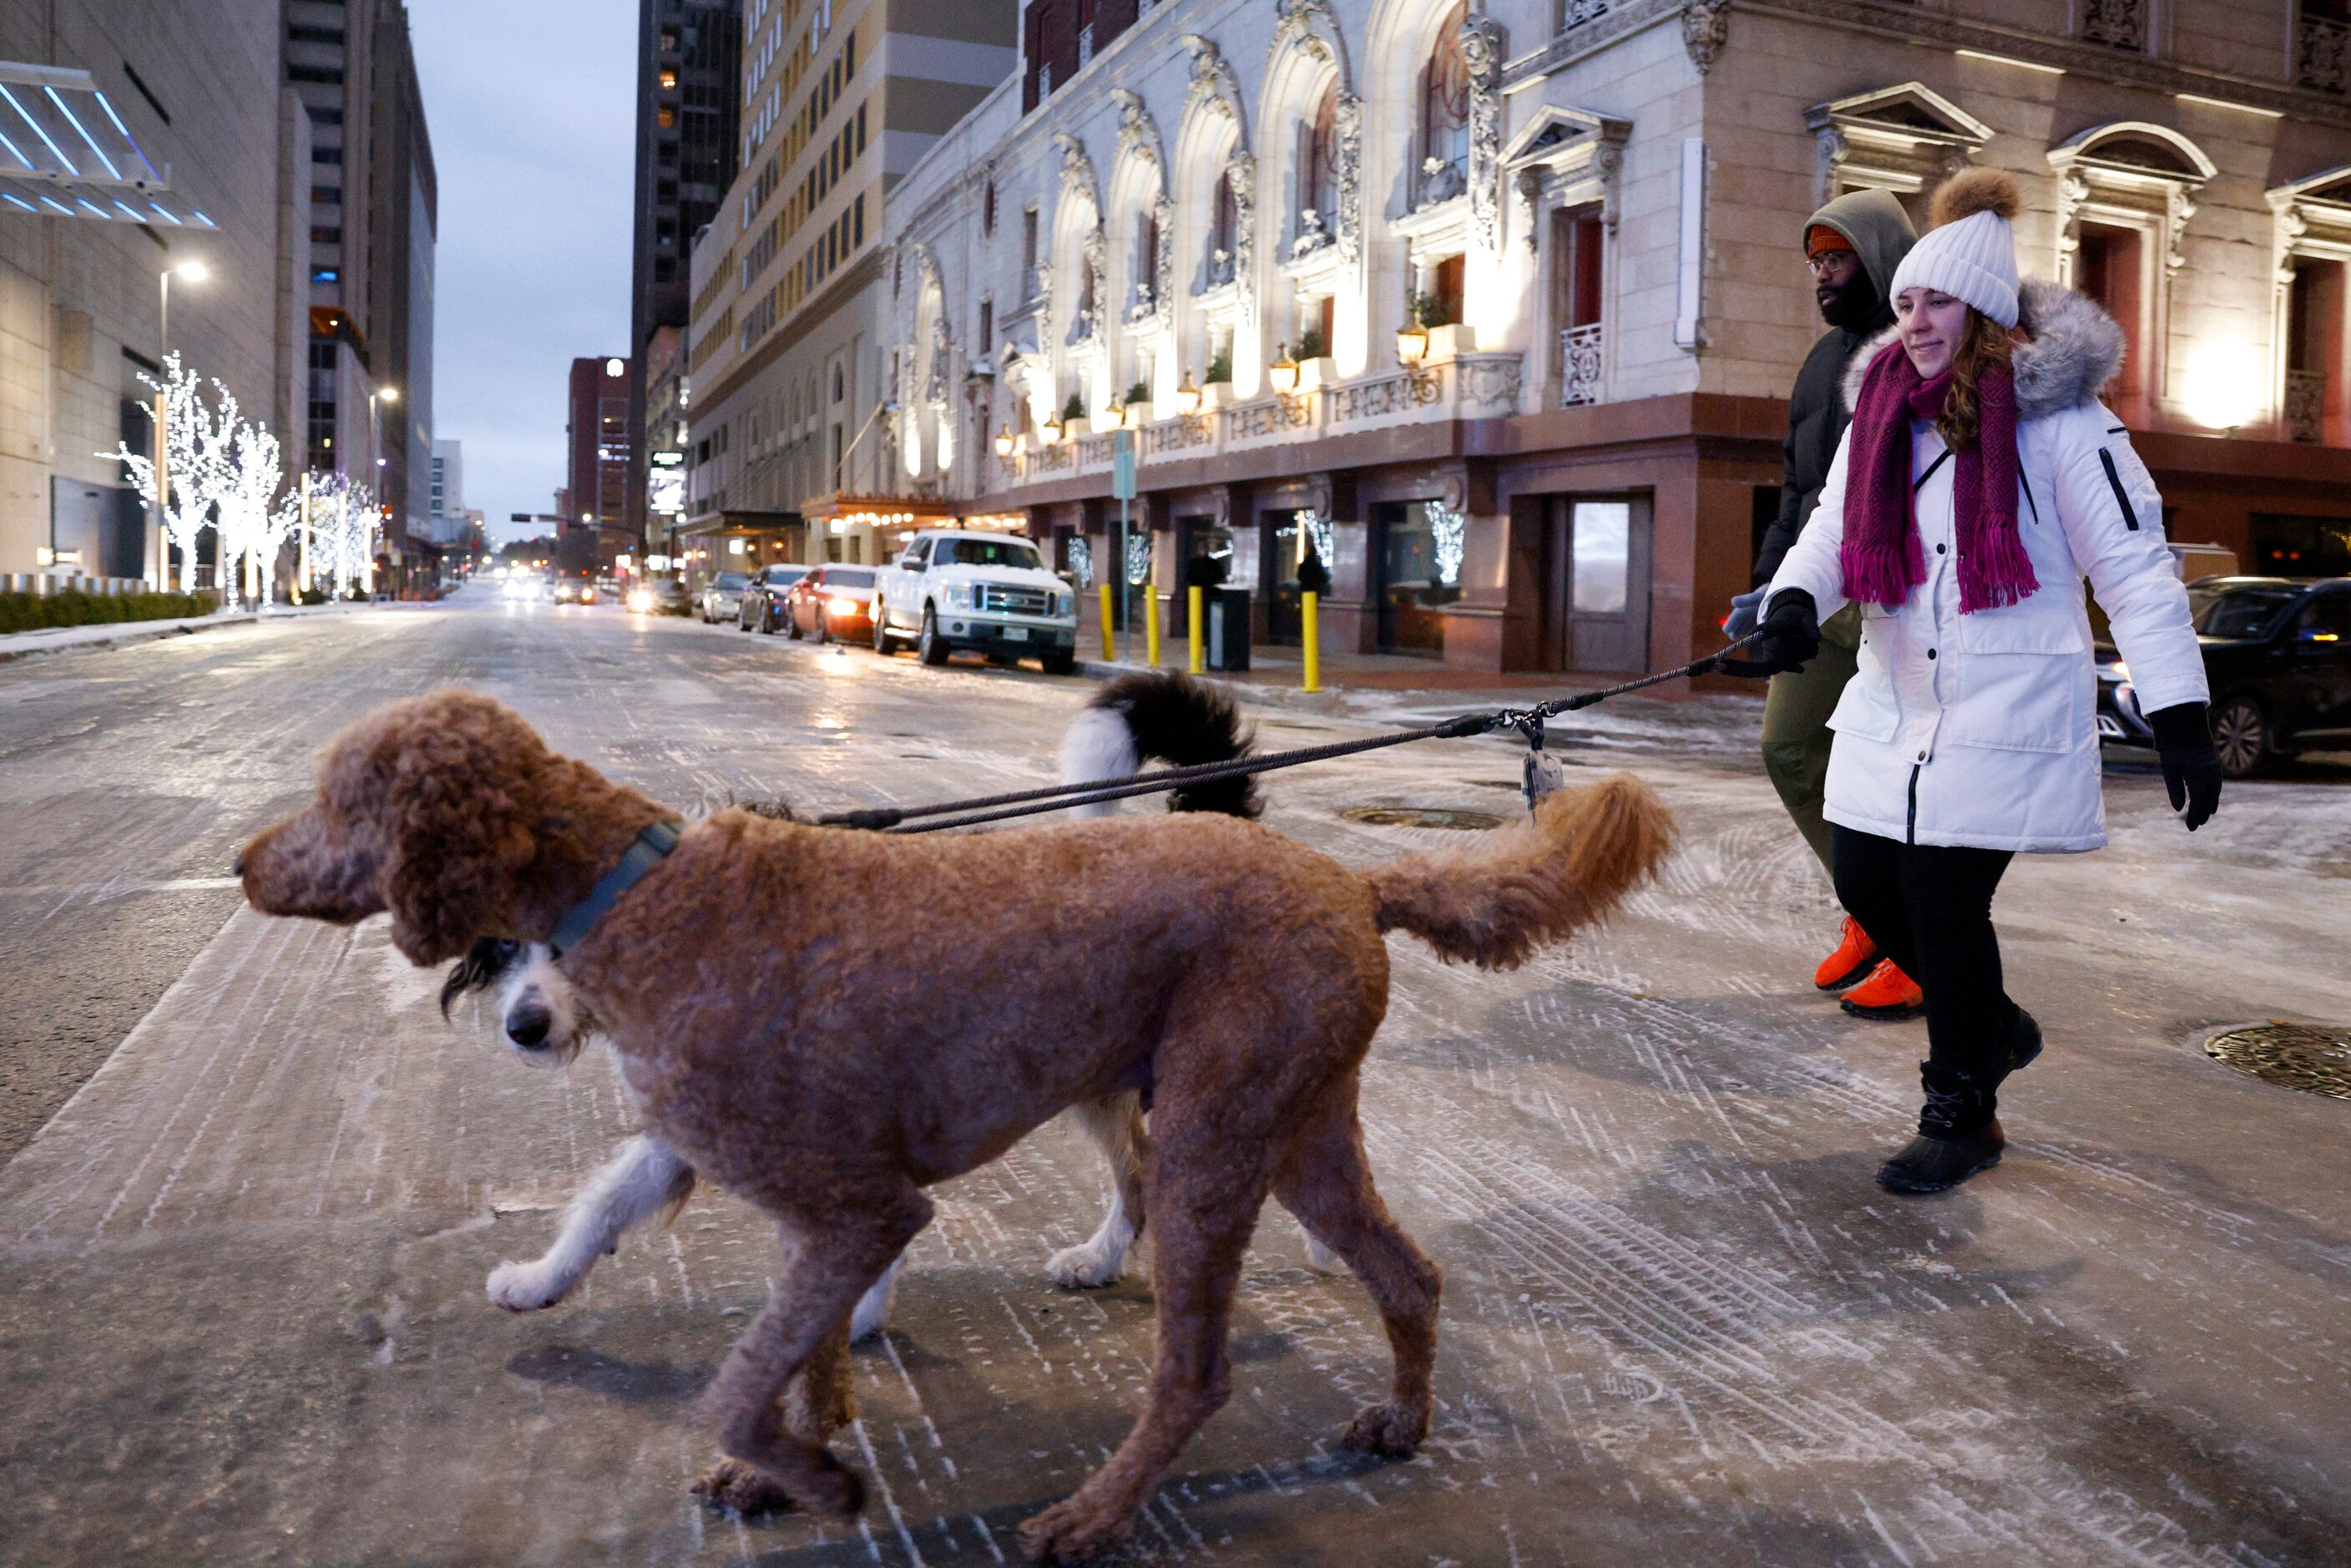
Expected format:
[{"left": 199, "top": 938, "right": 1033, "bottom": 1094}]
[
  {"left": 1813, "top": 917, "right": 1879, "bottom": 992},
  {"left": 1839, "top": 959, "right": 1925, "bottom": 1020}
]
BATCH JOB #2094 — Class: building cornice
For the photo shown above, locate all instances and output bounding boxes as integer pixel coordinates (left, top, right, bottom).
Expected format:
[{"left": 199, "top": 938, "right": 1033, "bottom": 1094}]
[{"left": 1737, "top": 0, "right": 2351, "bottom": 129}]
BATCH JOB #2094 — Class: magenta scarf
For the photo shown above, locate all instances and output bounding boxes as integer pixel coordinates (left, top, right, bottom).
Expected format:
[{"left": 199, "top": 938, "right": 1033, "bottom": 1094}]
[{"left": 1840, "top": 341, "right": 2037, "bottom": 613}]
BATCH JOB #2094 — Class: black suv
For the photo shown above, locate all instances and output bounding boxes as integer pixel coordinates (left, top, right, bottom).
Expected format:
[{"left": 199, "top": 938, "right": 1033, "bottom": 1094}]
[
  {"left": 2098, "top": 576, "right": 2351, "bottom": 777},
  {"left": 737, "top": 564, "right": 810, "bottom": 633}
]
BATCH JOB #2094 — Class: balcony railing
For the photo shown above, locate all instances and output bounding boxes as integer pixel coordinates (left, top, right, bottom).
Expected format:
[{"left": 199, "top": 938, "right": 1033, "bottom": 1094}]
[
  {"left": 1560, "top": 0, "right": 1612, "bottom": 29},
  {"left": 993, "top": 355, "right": 1525, "bottom": 489},
  {"left": 2287, "top": 368, "right": 2327, "bottom": 443},
  {"left": 1559, "top": 323, "right": 1604, "bottom": 407},
  {"left": 2302, "top": 14, "right": 2348, "bottom": 94}
]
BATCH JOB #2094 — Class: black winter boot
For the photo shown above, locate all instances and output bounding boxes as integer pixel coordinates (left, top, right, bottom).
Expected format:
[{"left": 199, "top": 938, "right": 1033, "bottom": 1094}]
[
  {"left": 1876, "top": 1063, "right": 2004, "bottom": 1195},
  {"left": 2005, "top": 1006, "right": 2043, "bottom": 1073}
]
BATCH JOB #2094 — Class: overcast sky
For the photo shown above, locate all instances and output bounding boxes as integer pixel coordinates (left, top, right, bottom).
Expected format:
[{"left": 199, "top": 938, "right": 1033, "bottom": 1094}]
[{"left": 411, "top": 2, "right": 635, "bottom": 544}]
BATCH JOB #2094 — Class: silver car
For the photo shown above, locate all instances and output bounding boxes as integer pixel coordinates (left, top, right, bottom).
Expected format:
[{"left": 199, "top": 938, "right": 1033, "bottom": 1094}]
[{"left": 698, "top": 570, "right": 751, "bottom": 624}]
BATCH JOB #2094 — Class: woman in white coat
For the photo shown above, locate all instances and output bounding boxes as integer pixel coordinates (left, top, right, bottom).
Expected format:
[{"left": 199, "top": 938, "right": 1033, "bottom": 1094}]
[{"left": 1753, "top": 168, "right": 2222, "bottom": 1194}]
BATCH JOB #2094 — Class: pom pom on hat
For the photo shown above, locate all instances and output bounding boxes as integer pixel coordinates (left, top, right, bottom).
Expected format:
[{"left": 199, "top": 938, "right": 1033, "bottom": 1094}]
[
  {"left": 1929, "top": 166, "right": 2020, "bottom": 229},
  {"left": 1890, "top": 165, "right": 2022, "bottom": 329}
]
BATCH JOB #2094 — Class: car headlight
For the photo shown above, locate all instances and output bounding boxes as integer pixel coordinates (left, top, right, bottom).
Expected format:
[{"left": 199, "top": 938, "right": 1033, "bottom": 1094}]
[
  {"left": 943, "top": 582, "right": 972, "bottom": 611},
  {"left": 627, "top": 589, "right": 654, "bottom": 613},
  {"left": 829, "top": 596, "right": 861, "bottom": 615}
]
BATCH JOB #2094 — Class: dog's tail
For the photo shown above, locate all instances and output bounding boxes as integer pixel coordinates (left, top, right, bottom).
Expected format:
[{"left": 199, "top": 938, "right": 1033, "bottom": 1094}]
[
  {"left": 1059, "top": 670, "right": 1261, "bottom": 820},
  {"left": 1362, "top": 773, "right": 1673, "bottom": 970}
]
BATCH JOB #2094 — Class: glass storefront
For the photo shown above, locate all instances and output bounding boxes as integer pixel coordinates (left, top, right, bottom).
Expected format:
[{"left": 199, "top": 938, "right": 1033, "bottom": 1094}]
[{"left": 1374, "top": 499, "right": 1462, "bottom": 657}]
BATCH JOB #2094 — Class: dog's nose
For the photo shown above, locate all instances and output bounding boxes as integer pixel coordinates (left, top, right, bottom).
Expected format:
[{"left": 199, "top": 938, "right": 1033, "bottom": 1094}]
[{"left": 506, "top": 1000, "right": 554, "bottom": 1050}]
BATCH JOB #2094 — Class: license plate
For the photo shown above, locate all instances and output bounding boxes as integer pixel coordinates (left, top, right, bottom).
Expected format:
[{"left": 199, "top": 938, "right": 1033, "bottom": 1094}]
[{"left": 1001, "top": 625, "right": 1029, "bottom": 641}]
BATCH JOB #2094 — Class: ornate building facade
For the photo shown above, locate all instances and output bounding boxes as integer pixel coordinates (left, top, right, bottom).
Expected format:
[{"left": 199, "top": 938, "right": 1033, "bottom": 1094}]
[{"left": 847, "top": 0, "right": 2351, "bottom": 674}]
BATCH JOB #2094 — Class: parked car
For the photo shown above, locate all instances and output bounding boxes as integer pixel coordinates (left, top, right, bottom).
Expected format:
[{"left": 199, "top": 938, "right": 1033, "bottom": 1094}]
[
  {"left": 737, "top": 563, "right": 811, "bottom": 632},
  {"left": 2099, "top": 574, "right": 2351, "bottom": 778},
  {"left": 872, "top": 529, "right": 1079, "bottom": 674},
  {"left": 785, "top": 564, "right": 877, "bottom": 642},
  {"left": 698, "top": 570, "right": 752, "bottom": 624}
]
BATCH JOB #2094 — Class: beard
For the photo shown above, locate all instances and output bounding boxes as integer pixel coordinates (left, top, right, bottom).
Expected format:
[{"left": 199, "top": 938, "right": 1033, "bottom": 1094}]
[{"left": 1818, "top": 271, "right": 1884, "bottom": 331}]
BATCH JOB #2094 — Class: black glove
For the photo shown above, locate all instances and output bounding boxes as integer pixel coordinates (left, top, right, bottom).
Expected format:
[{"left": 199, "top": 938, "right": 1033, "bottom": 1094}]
[
  {"left": 2147, "top": 703, "right": 2222, "bottom": 832},
  {"left": 1752, "top": 590, "right": 1822, "bottom": 675}
]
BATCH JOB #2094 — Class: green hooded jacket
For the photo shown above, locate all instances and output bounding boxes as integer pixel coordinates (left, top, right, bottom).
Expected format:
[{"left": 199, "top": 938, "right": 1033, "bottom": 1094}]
[{"left": 1752, "top": 187, "right": 1917, "bottom": 586}]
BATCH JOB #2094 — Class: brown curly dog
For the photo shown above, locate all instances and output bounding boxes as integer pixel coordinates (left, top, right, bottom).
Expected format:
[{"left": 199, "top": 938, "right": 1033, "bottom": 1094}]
[{"left": 237, "top": 690, "right": 1673, "bottom": 1563}]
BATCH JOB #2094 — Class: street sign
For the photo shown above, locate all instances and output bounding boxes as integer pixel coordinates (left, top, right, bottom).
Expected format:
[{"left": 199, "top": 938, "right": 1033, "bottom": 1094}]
[{"left": 1111, "top": 431, "right": 1135, "bottom": 501}]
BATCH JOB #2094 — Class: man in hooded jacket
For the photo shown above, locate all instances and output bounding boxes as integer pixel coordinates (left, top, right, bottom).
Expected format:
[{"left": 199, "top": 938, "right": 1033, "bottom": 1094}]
[{"left": 1743, "top": 188, "right": 1921, "bottom": 1015}]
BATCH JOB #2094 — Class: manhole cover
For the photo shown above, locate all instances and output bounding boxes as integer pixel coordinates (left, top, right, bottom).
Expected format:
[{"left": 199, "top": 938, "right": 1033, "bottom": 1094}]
[
  {"left": 1339, "top": 806, "right": 1506, "bottom": 831},
  {"left": 2202, "top": 1023, "right": 2351, "bottom": 1100}
]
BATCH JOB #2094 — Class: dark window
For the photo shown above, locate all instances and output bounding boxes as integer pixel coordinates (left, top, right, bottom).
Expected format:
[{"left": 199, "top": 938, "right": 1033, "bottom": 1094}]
[
  {"left": 1419, "top": 3, "right": 1471, "bottom": 199},
  {"left": 1557, "top": 205, "right": 1605, "bottom": 327},
  {"left": 1432, "top": 254, "right": 1466, "bottom": 326},
  {"left": 311, "top": 145, "right": 342, "bottom": 164},
  {"left": 2076, "top": 225, "right": 2142, "bottom": 408},
  {"left": 311, "top": 185, "right": 341, "bottom": 205},
  {"left": 289, "top": 64, "right": 346, "bottom": 85},
  {"left": 1303, "top": 84, "right": 1339, "bottom": 226},
  {"left": 288, "top": 23, "right": 345, "bottom": 43},
  {"left": 311, "top": 225, "right": 343, "bottom": 244},
  {"left": 978, "top": 300, "right": 993, "bottom": 354},
  {"left": 983, "top": 180, "right": 997, "bottom": 236},
  {"left": 852, "top": 193, "right": 862, "bottom": 247},
  {"left": 307, "top": 104, "right": 343, "bottom": 126},
  {"left": 2249, "top": 515, "right": 2351, "bottom": 578}
]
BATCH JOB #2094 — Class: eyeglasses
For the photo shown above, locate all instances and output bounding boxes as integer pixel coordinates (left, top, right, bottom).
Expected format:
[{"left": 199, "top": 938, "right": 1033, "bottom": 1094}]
[{"left": 1806, "top": 251, "right": 1858, "bottom": 277}]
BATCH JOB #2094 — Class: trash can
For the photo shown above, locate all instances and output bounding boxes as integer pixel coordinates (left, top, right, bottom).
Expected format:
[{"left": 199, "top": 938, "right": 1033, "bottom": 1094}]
[{"left": 1206, "top": 587, "right": 1251, "bottom": 672}]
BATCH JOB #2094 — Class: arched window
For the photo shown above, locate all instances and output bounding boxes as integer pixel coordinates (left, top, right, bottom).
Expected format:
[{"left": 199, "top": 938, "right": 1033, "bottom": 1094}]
[
  {"left": 1136, "top": 209, "right": 1160, "bottom": 309},
  {"left": 1210, "top": 169, "right": 1238, "bottom": 286},
  {"left": 1302, "top": 84, "right": 1339, "bottom": 237},
  {"left": 1419, "top": 3, "right": 1469, "bottom": 204}
]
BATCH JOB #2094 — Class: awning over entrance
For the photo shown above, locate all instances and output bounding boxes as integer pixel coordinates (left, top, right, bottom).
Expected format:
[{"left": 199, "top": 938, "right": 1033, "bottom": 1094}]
[
  {"left": 0, "top": 61, "right": 214, "bottom": 227},
  {"left": 677, "top": 508, "right": 803, "bottom": 574}
]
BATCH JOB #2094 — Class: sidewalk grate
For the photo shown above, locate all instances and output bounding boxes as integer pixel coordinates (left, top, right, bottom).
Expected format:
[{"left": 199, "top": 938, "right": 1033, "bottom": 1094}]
[
  {"left": 2202, "top": 1023, "right": 2351, "bottom": 1100},
  {"left": 1339, "top": 806, "right": 1505, "bottom": 831}
]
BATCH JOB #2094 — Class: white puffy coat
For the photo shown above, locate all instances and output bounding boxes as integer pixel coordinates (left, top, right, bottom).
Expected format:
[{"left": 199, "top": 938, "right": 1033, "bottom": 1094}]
[{"left": 1767, "top": 281, "right": 2207, "bottom": 853}]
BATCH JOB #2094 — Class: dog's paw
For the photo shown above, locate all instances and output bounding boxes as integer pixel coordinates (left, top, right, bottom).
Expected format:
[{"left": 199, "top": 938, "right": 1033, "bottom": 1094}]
[
  {"left": 485, "top": 1258, "right": 576, "bottom": 1312},
  {"left": 1302, "top": 1232, "right": 1344, "bottom": 1274},
  {"left": 1046, "top": 1239, "right": 1125, "bottom": 1291},
  {"left": 691, "top": 1457, "right": 792, "bottom": 1515},
  {"left": 1018, "top": 1494, "right": 1130, "bottom": 1563},
  {"left": 1341, "top": 1399, "right": 1428, "bottom": 1459},
  {"left": 794, "top": 1454, "right": 866, "bottom": 1518}
]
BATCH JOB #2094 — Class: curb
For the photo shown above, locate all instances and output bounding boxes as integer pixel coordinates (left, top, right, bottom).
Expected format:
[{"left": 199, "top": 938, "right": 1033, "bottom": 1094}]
[{"left": 0, "top": 602, "right": 361, "bottom": 665}]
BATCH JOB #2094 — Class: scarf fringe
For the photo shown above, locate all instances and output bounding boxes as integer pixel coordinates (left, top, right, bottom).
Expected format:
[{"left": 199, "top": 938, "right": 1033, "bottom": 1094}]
[{"left": 1958, "top": 521, "right": 2039, "bottom": 613}]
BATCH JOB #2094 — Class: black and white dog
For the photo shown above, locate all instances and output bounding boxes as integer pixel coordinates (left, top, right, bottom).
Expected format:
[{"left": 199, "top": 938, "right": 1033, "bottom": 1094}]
[{"left": 447, "top": 673, "right": 1330, "bottom": 1338}]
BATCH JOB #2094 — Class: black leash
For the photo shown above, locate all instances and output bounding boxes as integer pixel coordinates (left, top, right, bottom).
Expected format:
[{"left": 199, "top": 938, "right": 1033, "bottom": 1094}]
[{"left": 818, "top": 629, "right": 1774, "bottom": 836}]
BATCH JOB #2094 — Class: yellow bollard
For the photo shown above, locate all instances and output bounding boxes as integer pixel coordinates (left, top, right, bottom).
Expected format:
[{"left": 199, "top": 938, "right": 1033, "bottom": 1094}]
[
  {"left": 1145, "top": 589, "right": 1162, "bottom": 667},
  {"left": 1302, "top": 590, "right": 1321, "bottom": 692},
  {"left": 1187, "top": 584, "right": 1205, "bottom": 674},
  {"left": 1098, "top": 582, "right": 1115, "bottom": 661}
]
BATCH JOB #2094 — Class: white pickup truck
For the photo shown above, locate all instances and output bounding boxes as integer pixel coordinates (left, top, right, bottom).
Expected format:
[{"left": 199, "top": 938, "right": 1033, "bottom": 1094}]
[{"left": 872, "top": 529, "right": 1080, "bottom": 674}]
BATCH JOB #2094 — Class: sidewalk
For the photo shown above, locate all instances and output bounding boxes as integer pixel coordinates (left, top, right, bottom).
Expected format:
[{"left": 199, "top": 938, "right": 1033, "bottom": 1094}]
[{"left": 0, "top": 600, "right": 365, "bottom": 663}]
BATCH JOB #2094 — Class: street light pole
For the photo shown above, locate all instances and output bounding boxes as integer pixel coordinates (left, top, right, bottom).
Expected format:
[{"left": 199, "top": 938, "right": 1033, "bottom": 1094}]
[{"left": 367, "top": 385, "right": 398, "bottom": 599}]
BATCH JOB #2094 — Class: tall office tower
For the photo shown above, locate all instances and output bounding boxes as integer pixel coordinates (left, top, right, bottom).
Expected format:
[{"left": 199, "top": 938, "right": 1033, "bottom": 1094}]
[
  {"left": 564, "top": 356, "right": 634, "bottom": 574},
  {"left": 285, "top": 0, "right": 437, "bottom": 586},
  {"left": 629, "top": 0, "right": 743, "bottom": 544}
]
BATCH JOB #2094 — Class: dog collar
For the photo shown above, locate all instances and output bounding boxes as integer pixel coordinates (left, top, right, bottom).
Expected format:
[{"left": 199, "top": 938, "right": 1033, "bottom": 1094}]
[{"left": 549, "top": 820, "right": 682, "bottom": 958}]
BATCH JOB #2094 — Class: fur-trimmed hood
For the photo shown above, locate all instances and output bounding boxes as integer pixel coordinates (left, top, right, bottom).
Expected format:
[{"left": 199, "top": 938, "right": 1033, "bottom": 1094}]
[{"left": 1840, "top": 277, "right": 2126, "bottom": 422}]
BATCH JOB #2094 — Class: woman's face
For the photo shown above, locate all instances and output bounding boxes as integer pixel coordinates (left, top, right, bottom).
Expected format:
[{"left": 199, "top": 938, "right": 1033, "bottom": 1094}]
[{"left": 1896, "top": 289, "right": 1971, "bottom": 380}]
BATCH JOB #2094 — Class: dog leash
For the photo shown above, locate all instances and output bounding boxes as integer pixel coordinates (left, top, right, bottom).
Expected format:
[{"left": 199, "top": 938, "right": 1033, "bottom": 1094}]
[{"left": 818, "top": 629, "right": 1774, "bottom": 836}]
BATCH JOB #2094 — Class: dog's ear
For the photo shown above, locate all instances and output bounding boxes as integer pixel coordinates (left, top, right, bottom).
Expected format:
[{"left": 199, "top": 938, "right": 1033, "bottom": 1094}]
[{"left": 380, "top": 704, "right": 542, "bottom": 966}]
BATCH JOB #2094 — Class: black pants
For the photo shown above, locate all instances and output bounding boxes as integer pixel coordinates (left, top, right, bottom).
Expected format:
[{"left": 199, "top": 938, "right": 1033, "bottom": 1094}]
[{"left": 1831, "top": 827, "right": 2018, "bottom": 1091}]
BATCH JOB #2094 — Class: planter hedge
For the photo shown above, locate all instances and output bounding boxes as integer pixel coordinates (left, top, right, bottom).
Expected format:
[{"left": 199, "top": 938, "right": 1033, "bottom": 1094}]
[{"left": 0, "top": 589, "right": 220, "bottom": 635}]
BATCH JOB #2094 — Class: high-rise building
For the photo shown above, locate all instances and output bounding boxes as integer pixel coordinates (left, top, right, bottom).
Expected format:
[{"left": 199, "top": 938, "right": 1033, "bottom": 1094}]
[
  {"left": 564, "top": 356, "right": 634, "bottom": 573},
  {"left": 680, "top": 0, "right": 1018, "bottom": 576},
  {"left": 427, "top": 438, "right": 463, "bottom": 542},
  {"left": 1, "top": 2, "right": 296, "bottom": 582},
  {"left": 629, "top": 0, "right": 742, "bottom": 549},
  {"left": 286, "top": 0, "right": 437, "bottom": 587}
]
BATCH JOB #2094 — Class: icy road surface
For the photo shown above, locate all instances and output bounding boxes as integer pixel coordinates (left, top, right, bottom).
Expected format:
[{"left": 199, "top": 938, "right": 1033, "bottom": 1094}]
[{"left": 2, "top": 590, "right": 2346, "bottom": 1565}]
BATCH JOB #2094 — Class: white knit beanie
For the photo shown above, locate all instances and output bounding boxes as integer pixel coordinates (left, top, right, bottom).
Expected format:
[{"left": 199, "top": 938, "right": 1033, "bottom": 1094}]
[{"left": 1888, "top": 168, "right": 2022, "bottom": 329}]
